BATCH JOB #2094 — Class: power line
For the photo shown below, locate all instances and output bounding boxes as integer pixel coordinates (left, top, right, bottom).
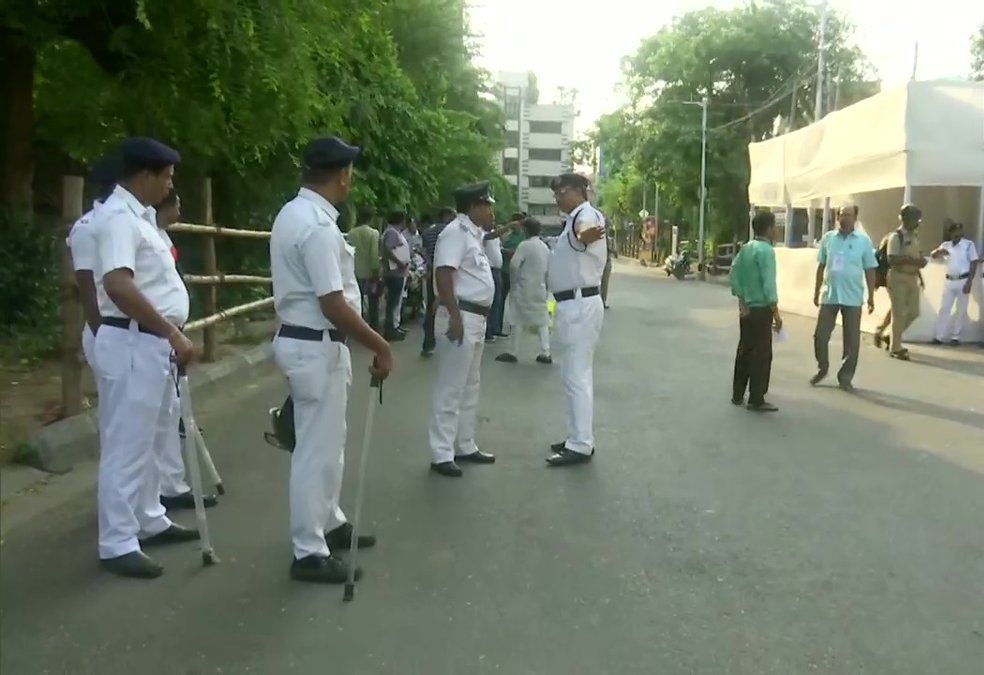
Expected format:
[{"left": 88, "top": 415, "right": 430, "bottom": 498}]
[{"left": 708, "top": 57, "right": 817, "bottom": 132}]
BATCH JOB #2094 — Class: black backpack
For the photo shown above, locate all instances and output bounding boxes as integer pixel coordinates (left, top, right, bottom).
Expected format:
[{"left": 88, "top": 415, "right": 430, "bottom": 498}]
[{"left": 874, "top": 230, "right": 902, "bottom": 288}]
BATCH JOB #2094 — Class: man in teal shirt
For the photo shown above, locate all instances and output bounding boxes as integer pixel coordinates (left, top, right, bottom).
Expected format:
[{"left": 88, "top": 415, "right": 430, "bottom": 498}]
[
  {"left": 811, "top": 204, "right": 877, "bottom": 390},
  {"left": 731, "top": 211, "right": 782, "bottom": 412}
]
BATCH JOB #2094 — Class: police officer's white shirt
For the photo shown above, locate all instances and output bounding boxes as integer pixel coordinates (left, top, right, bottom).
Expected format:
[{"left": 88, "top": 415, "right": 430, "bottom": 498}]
[
  {"left": 547, "top": 200, "right": 607, "bottom": 293},
  {"left": 94, "top": 186, "right": 189, "bottom": 324},
  {"left": 484, "top": 236, "right": 503, "bottom": 269},
  {"left": 67, "top": 200, "right": 103, "bottom": 272},
  {"left": 941, "top": 238, "right": 979, "bottom": 277},
  {"left": 270, "top": 187, "right": 360, "bottom": 330},
  {"left": 434, "top": 215, "right": 495, "bottom": 306}
]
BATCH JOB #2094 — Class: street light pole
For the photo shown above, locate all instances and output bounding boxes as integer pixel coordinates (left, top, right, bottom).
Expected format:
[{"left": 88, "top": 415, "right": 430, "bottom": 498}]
[{"left": 698, "top": 96, "right": 708, "bottom": 281}]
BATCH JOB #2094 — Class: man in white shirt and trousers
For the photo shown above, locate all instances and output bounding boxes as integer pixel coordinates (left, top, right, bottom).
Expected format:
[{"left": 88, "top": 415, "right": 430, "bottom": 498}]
[
  {"left": 495, "top": 216, "right": 552, "bottom": 365},
  {"left": 428, "top": 181, "right": 498, "bottom": 477},
  {"left": 270, "top": 137, "right": 393, "bottom": 584},
  {"left": 930, "top": 220, "right": 979, "bottom": 345},
  {"left": 546, "top": 173, "right": 607, "bottom": 467},
  {"left": 92, "top": 137, "right": 200, "bottom": 579}
]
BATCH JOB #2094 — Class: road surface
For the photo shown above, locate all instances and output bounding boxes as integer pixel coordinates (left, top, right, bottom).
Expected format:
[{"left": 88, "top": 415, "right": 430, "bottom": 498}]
[{"left": 2, "top": 265, "right": 982, "bottom": 674}]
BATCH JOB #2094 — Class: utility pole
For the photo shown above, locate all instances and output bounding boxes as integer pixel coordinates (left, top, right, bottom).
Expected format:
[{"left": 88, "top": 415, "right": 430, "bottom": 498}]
[
  {"left": 811, "top": 4, "right": 830, "bottom": 243},
  {"left": 698, "top": 96, "right": 708, "bottom": 280}
]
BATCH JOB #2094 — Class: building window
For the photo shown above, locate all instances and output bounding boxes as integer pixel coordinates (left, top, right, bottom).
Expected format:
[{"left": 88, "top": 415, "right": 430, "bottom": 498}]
[
  {"left": 529, "top": 148, "right": 562, "bottom": 161},
  {"left": 529, "top": 176, "right": 553, "bottom": 188},
  {"left": 504, "top": 130, "right": 519, "bottom": 148},
  {"left": 504, "top": 94, "right": 521, "bottom": 119},
  {"left": 529, "top": 121, "right": 563, "bottom": 134},
  {"left": 502, "top": 157, "right": 519, "bottom": 176},
  {"left": 528, "top": 204, "right": 557, "bottom": 216}
]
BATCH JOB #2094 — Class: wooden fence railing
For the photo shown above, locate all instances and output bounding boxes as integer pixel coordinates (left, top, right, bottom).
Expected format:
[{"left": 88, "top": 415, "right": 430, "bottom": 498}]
[{"left": 60, "top": 176, "right": 273, "bottom": 416}]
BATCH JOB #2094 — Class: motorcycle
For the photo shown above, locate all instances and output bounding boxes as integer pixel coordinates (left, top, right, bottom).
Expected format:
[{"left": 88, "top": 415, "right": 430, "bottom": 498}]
[{"left": 663, "top": 250, "right": 693, "bottom": 280}]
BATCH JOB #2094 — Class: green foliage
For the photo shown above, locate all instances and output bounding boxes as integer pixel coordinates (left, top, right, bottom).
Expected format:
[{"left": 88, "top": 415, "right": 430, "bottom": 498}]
[
  {"left": 4, "top": 0, "right": 509, "bottom": 336},
  {"left": 594, "top": 0, "right": 869, "bottom": 244},
  {"left": 0, "top": 209, "right": 62, "bottom": 359}
]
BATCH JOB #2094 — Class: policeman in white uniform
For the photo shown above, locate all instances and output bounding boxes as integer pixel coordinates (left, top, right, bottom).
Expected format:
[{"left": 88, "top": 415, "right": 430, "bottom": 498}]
[
  {"left": 545, "top": 173, "right": 607, "bottom": 467},
  {"left": 930, "top": 220, "right": 979, "bottom": 344},
  {"left": 93, "top": 138, "right": 200, "bottom": 579},
  {"left": 428, "top": 182, "right": 498, "bottom": 477},
  {"left": 270, "top": 137, "right": 393, "bottom": 584},
  {"left": 66, "top": 156, "right": 120, "bottom": 430}
]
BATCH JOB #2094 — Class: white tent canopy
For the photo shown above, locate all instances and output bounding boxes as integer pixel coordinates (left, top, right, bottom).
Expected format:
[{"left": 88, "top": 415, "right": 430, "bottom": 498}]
[{"left": 748, "top": 79, "right": 984, "bottom": 207}]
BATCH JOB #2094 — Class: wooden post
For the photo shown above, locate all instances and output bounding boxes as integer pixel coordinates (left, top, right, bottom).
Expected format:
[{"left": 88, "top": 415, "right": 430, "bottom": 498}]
[
  {"left": 60, "top": 175, "right": 84, "bottom": 416},
  {"left": 201, "top": 177, "right": 218, "bottom": 362}
]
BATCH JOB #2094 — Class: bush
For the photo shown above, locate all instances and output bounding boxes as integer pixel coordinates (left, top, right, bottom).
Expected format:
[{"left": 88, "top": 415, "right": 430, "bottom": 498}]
[{"left": 0, "top": 209, "right": 62, "bottom": 361}]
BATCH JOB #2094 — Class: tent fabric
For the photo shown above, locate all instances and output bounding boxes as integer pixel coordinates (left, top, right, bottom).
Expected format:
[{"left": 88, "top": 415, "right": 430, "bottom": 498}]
[{"left": 748, "top": 80, "right": 984, "bottom": 206}]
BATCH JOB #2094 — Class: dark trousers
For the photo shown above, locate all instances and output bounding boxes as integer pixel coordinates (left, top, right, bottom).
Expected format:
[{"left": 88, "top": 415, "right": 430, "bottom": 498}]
[
  {"left": 422, "top": 272, "right": 437, "bottom": 351},
  {"left": 732, "top": 307, "right": 774, "bottom": 405},
  {"left": 486, "top": 267, "right": 504, "bottom": 339},
  {"left": 358, "top": 278, "right": 380, "bottom": 330},
  {"left": 814, "top": 304, "right": 862, "bottom": 384},
  {"left": 384, "top": 275, "right": 405, "bottom": 335}
]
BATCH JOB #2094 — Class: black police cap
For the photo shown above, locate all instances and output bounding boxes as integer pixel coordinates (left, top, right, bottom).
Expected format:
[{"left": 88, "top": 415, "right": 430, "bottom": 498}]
[
  {"left": 303, "top": 137, "right": 361, "bottom": 170},
  {"left": 899, "top": 203, "right": 922, "bottom": 219},
  {"left": 120, "top": 137, "right": 181, "bottom": 168},
  {"left": 453, "top": 181, "right": 495, "bottom": 212}
]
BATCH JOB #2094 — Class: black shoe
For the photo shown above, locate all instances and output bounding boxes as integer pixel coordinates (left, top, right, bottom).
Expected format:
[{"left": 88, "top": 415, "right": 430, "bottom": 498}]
[
  {"left": 931, "top": 338, "right": 944, "bottom": 345},
  {"left": 495, "top": 353, "right": 518, "bottom": 363},
  {"left": 430, "top": 461, "right": 463, "bottom": 477},
  {"left": 890, "top": 349, "right": 910, "bottom": 361},
  {"left": 546, "top": 447, "right": 594, "bottom": 467},
  {"left": 160, "top": 492, "right": 218, "bottom": 510},
  {"left": 950, "top": 339, "right": 961, "bottom": 346},
  {"left": 484, "top": 336, "right": 496, "bottom": 344},
  {"left": 809, "top": 369, "right": 828, "bottom": 386},
  {"left": 100, "top": 551, "right": 163, "bottom": 579},
  {"left": 290, "top": 555, "right": 361, "bottom": 584},
  {"left": 421, "top": 348, "right": 434, "bottom": 358},
  {"left": 324, "top": 522, "right": 376, "bottom": 551},
  {"left": 139, "top": 524, "right": 200, "bottom": 547},
  {"left": 385, "top": 331, "right": 406, "bottom": 342},
  {"left": 838, "top": 380, "right": 856, "bottom": 392},
  {"left": 535, "top": 355, "right": 553, "bottom": 365},
  {"left": 731, "top": 396, "right": 744, "bottom": 406},
  {"left": 396, "top": 327, "right": 408, "bottom": 336},
  {"left": 455, "top": 450, "right": 495, "bottom": 464},
  {"left": 549, "top": 440, "right": 566, "bottom": 454},
  {"left": 747, "top": 401, "right": 779, "bottom": 412}
]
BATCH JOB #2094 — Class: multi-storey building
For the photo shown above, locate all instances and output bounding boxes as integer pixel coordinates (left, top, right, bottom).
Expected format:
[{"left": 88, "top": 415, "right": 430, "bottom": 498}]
[{"left": 496, "top": 71, "right": 575, "bottom": 226}]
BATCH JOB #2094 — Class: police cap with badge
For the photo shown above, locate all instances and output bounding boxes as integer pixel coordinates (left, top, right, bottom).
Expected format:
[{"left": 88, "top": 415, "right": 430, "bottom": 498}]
[{"left": 454, "top": 181, "right": 495, "bottom": 213}]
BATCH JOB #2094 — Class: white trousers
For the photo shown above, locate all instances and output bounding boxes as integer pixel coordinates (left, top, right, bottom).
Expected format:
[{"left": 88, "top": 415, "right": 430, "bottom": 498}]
[
  {"left": 553, "top": 295, "right": 604, "bottom": 455},
  {"left": 508, "top": 323, "right": 550, "bottom": 357},
  {"left": 82, "top": 326, "right": 107, "bottom": 438},
  {"left": 273, "top": 334, "right": 351, "bottom": 559},
  {"left": 935, "top": 278, "right": 971, "bottom": 341},
  {"left": 95, "top": 326, "right": 176, "bottom": 559},
  {"left": 429, "top": 307, "right": 486, "bottom": 463}
]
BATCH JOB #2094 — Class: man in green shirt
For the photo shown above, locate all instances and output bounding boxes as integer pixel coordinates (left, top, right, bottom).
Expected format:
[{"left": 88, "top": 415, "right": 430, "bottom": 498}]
[
  {"left": 730, "top": 211, "right": 782, "bottom": 412},
  {"left": 347, "top": 205, "right": 381, "bottom": 329}
]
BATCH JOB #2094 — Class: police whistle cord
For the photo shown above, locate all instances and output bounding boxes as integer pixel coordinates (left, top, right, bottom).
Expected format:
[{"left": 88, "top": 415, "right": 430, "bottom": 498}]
[
  {"left": 176, "top": 366, "right": 219, "bottom": 566},
  {"left": 344, "top": 376, "right": 383, "bottom": 603}
]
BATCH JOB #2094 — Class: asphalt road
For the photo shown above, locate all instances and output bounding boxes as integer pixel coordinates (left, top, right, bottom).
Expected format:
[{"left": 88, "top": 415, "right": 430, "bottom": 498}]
[{"left": 2, "top": 266, "right": 982, "bottom": 674}]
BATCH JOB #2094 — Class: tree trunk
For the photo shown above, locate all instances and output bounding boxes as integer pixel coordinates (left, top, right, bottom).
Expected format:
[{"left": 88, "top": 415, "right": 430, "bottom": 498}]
[{"left": 0, "top": 32, "right": 36, "bottom": 212}]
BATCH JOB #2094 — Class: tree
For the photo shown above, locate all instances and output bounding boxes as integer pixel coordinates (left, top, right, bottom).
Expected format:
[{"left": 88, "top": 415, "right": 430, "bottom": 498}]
[
  {"left": 972, "top": 23, "right": 984, "bottom": 81},
  {"left": 594, "top": 0, "right": 869, "bottom": 244}
]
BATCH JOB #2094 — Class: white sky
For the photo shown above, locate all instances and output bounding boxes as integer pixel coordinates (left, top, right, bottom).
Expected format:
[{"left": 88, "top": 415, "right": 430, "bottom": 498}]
[{"left": 469, "top": 0, "right": 983, "bottom": 133}]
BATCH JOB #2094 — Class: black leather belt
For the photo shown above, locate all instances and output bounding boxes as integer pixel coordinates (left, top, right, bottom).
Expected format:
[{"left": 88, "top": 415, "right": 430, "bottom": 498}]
[
  {"left": 554, "top": 286, "right": 600, "bottom": 302},
  {"left": 946, "top": 272, "right": 970, "bottom": 281},
  {"left": 454, "top": 300, "right": 491, "bottom": 317},
  {"left": 277, "top": 324, "right": 346, "bottom": 343},
  {"left": 102, "top": 316, "right": 165, "bottom": 337}
]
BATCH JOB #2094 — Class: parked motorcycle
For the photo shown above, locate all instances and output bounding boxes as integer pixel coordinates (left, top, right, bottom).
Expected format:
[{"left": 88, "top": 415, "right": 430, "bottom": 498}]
[{"left": 663, "top": 250, "right": 693, "bottom": 280}]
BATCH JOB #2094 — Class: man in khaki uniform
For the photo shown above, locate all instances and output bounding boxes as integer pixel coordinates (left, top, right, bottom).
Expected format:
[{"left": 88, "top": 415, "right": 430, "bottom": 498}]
[{"left": 886, "top": 203, "right": 927, "bottom": 359}]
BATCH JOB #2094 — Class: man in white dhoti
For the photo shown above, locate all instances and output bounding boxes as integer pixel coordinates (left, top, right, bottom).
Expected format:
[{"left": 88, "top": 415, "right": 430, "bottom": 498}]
[{"left": 495, "top": 217, "right": 552, "bottom": 365}]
